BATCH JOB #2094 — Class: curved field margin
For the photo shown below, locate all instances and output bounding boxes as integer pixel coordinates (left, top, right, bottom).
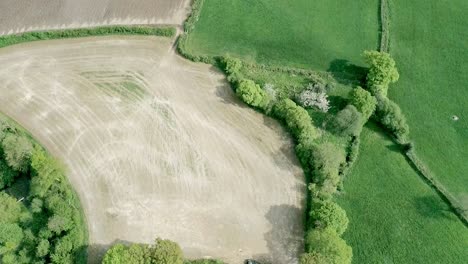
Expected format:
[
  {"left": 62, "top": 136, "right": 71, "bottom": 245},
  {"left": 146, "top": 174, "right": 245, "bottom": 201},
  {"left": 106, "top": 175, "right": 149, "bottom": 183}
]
[
  {"left": 0, "top": 0, "right": 190, "bottom": 36},
  {"left": 0, "top": 36, "right": 305, "bottom": 264}
]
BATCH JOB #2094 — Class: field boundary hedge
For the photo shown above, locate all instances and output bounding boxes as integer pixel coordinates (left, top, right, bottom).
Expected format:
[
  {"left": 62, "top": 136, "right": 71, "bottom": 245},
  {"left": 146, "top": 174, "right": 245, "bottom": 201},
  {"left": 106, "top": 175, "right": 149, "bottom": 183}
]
[
  {"left": 379, "top": 0, "right": 391, "bottom": 52},
  {"left": 0, "top": 25, "right": 176, "bottom": 49},
  {"left": 405, "top": 148, "right": 468, "bottom": 225}
]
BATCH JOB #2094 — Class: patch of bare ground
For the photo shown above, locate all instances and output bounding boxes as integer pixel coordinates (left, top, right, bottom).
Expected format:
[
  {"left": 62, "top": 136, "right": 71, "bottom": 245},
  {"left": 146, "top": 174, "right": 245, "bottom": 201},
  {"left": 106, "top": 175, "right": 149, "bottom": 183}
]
[
  {"left": 0, "top": 0, "right": 190, "bottom": 35},
  {"left": 0, "top": 36, "right": 305, "bottom": 264}
]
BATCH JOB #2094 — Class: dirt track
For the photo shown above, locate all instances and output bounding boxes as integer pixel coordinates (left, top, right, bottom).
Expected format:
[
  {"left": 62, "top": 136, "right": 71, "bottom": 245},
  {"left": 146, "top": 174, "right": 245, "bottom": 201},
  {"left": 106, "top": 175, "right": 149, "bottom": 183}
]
[
  {"left": 0, "top": 36, "right": 305, "bottom": 263},
  {"left": 0, "top": 0, "right": 190, "bottom": 35}
]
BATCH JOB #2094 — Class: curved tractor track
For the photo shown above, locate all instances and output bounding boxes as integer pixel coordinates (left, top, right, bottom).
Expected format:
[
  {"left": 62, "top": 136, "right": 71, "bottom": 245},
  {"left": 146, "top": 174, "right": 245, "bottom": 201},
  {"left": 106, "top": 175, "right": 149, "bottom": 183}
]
[
  {"left": 0, "top": 36, "right": 305, "bottom": 263},
  {"left": 0, "top": 0, "right": 190, "bottom": 35}
]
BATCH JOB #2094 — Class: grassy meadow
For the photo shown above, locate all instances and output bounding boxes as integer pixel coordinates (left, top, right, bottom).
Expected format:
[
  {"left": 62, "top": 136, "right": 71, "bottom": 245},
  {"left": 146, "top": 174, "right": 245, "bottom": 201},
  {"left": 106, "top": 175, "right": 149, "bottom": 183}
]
[
  {"left": 337, "top": 125, "right": 468, "bottom": 264},
  {"left": 388, "top": 0, "right": 468, "bottom": 208},
  {"left": 185, "top": 0, "right": 380, "bottom": 71}
]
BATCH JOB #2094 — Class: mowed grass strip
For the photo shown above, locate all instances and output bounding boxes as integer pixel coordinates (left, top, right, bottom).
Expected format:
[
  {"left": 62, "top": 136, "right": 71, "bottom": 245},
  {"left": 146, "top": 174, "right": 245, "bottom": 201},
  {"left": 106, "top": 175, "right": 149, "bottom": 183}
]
[
  {"left": 388, "top": 0, "right": 468, "bottom": 207},
  {"left": 185, "top": 0, "right": 380, "bottom": 70},
  {"left": 337, "top": 125, "right": 468, "bottom": 264}
]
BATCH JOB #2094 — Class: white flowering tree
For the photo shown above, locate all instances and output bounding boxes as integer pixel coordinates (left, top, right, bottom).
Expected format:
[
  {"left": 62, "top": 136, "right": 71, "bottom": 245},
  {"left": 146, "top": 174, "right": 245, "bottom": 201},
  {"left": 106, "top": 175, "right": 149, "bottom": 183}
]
[{"left": 298, "top": 83, "right": 330, "bottom": 112}]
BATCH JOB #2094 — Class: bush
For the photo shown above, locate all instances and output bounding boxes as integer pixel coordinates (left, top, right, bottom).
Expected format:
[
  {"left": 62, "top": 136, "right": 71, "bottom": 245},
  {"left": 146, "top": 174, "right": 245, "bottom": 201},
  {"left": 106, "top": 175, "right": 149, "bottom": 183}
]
[
  {"left": 363, "top": 51, "right": 399, "bottom": 94},
  {"left": 305, "top": 228, "right": 352, "bottom": 264},
  {"left": 375, "top": 94, "right": 409, "bottom": 144},
  {"left": 299, "top": 252, "right": 330, "bottom": 264},
  {"left": 236, "top": 79, "right": 270, "bottom": 110},
  {"left": 330, "top": 105, "right": 363, "bottom": 137},
  {"left": 297, "top": 83, "right": 330, "bottom": 113},
  {"left": 103, "top": 238, "right": 183, "bottom": 264},
  {"left": 310, "top": 201, "right": 349, "bottom": 235},
  {"left": 350, "top": 87, "right": 377, "bottom": 120},
  {"left": 273, "top": 98, "right": 319, "bottom": 145},
  {"left": 152, "top": 238, "right": 184, "bottom": 264},
  {"left": 303, "top": 143, "right": 346, "bottom": 198}
]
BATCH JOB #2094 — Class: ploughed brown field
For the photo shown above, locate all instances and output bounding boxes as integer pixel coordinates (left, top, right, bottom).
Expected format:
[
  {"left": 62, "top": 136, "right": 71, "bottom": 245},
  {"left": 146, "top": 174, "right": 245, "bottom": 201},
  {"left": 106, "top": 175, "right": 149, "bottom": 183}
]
[
  {"left": 0, "top": 36, "right": 305, "bottom": 263},
  {"left": 0, "top": 0, "right": 190, "bottom": 35}
]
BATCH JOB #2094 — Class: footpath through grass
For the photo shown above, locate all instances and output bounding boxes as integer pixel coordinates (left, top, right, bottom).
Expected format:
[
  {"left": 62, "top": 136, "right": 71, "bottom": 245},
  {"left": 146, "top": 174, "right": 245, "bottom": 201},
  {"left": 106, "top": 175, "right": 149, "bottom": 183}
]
[
  {"left": 184, "top": 0, "right": 380, "bottom": 71},
  {"left": 388, "top": 0, "right": 468, "bottom": 208},
  {"left": 337, "top": 124, "right": 468, "bottom": 264}
]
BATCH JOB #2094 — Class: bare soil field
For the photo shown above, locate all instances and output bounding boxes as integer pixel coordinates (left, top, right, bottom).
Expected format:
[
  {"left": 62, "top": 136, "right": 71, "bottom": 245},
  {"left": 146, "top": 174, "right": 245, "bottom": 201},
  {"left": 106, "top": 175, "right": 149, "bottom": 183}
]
[
  {"left": 0, "top": 36, "right": 305, "bottom": 264},
  {"left": 0, "top": 0, "right": 190, "bottom": 35}
]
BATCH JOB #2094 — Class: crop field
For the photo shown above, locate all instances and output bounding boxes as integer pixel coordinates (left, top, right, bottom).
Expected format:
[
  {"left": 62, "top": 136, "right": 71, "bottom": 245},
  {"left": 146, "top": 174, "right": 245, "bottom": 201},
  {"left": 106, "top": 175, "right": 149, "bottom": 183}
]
[
  {"left": 184, "top": 0, "right": 380, "bottom": 70},
  {"left": 337, "top": 125, "right": 468, "bottom": 263},
  {"left": 0, "top": 0, "right": 190, "bottom": 35},
  {"left": 0, "top": 36, "right": 305, "bottom": 263},
  {"left": 388, "top": 0, "right": 468, "bottom": 209}
]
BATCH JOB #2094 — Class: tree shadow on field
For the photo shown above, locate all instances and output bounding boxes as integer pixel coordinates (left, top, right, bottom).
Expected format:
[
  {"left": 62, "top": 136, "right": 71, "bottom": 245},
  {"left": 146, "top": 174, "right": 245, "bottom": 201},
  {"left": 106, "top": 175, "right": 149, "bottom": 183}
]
[
  {"left": 414, "top": 195, "right": 455, "bottom": 221},
  {"left": 327, "top": 59, "right": 367, "bottom": 86},
  {"left": 252, "top": 205, "right": 305, "bottom": 264}
]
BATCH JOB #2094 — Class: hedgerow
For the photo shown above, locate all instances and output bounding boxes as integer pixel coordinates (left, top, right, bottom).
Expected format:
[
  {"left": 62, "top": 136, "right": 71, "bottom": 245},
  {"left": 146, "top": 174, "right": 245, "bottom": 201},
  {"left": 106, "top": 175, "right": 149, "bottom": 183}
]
[{"left": 0, "top": 26, "right": 175, "bottom": 49}]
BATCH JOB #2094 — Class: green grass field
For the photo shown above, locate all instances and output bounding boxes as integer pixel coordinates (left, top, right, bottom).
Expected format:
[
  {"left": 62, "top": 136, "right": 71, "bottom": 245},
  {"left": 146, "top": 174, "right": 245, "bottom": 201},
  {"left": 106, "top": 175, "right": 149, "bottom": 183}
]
[
  {"left": 388, "top": 0, "right": 468, "bottom": 208},
  {"left": 337, "top": 125, "right": 468, "bottom": 264},
  {"left": 185, "top": 0, "right": 380, "bottom": 71}
]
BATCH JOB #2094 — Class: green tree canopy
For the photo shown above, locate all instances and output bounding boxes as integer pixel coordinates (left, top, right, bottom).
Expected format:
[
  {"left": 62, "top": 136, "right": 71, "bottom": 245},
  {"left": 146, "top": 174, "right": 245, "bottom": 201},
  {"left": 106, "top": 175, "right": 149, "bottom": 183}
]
[
  {"left": 310, "top": 201, "right": 349, "bottom": 235},
  {"left": 363, "top": 50, "right": 399, "bottom": 95},
  {"left": 305, "top": 228, "right": 352, "bottom": 264},
  {"left": 350, "top": 87, "right": 377, "bottom": 120},
  {"left": 236, "top": 79, "right": 270, "bottom": 110}
]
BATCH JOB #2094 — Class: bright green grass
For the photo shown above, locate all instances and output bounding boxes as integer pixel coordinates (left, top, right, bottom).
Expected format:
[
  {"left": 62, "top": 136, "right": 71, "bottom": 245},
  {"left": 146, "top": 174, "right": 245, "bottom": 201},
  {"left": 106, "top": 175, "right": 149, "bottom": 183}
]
[
  {"left": 388, "top": 0, "right": 468, "bottom": 208},
  {"left": 185, "top": 0, "right": 380, "bottom": 70},
  {"left": 337, "top": 125, "right": 468, "bottom": 264}
]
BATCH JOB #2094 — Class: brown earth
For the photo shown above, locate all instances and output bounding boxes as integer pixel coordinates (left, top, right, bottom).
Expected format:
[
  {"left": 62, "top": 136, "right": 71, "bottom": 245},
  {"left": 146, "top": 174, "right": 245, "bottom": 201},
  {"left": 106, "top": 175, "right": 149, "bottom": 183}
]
[
  {"left": 0, "top": 0, "right": 190, "bottom": 35},
  {"left": 0, "top": 36, "right": 305, "bottom": 264}
]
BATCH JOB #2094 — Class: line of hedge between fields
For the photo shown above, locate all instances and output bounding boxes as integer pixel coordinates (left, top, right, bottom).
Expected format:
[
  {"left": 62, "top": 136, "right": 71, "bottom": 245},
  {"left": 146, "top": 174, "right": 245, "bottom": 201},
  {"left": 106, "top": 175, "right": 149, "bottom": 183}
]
[{"left": 0, "top": 25, "right": 176, "bottom": 49}]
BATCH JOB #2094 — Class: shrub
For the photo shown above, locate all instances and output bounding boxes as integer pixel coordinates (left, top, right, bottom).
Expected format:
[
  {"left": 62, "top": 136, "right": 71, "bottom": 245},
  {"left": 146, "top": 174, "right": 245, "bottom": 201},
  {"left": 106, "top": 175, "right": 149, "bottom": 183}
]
[
  {"left": 375, "top": 94, "right": 409, "bottom": 144},
  {"left": 297, "top": 83, "right": 330, "bottom": 112},
  {"left": 222, "top": 57, "right": 243, "bottom": 83},
  {"left": 305, "top": 228, "right": 352, "bottom": 264},
  {"left": 363, "top": 50, "right": 399, "bottom": 95},
  {"left": 330, "top": 105, "right": 363, "bottom": 137},
  {"left": 273, "top": 98, "right": 319, "bottom": 145},
  {"left": 152, "top": 238, "right": 184, "bottom": 264},
  {"left": 350, "top": 87, "right": 377, "bottom": 120},
  {"left": 303, "top": 143, "right": 346, "bottom": 198},
  {"left": 310, "top": 201, "right": 349, "bottom": 235},
  {"left": 236, "top": 79, "right": 270, "bottom": 110},
  {"left": 299, "top": 252, "right": 330, "bottom": 264}
]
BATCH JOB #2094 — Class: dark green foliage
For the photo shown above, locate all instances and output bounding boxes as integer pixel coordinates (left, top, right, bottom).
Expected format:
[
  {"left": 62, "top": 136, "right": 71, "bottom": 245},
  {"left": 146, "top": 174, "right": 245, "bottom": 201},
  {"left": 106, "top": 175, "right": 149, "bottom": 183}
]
[
  {"left": 331, "top": 105, "right": 363, "bottom": 137},
  {"left": 305, "top": 228, "right": 352, "bottom": 264},
  {"left": 375, "top": 94, "right": 409, "bottom": 144},
  {"left": 363, "top": 50, "right": 399, "bottom": 94},
  {"left": 0, "top": 159, "right": 18, "bottom": 190},
  {"left": 0, "top": 117, "right": 87, "bottom": 264},
  {"left": 350, "top": 87, "right": 377, "bottom": 120},
  {"left": 310, "top": 201, "right": 349, "bottom": 235},
  {"left": 236, "top": 79, "right": 270, "bottom": 110}
]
